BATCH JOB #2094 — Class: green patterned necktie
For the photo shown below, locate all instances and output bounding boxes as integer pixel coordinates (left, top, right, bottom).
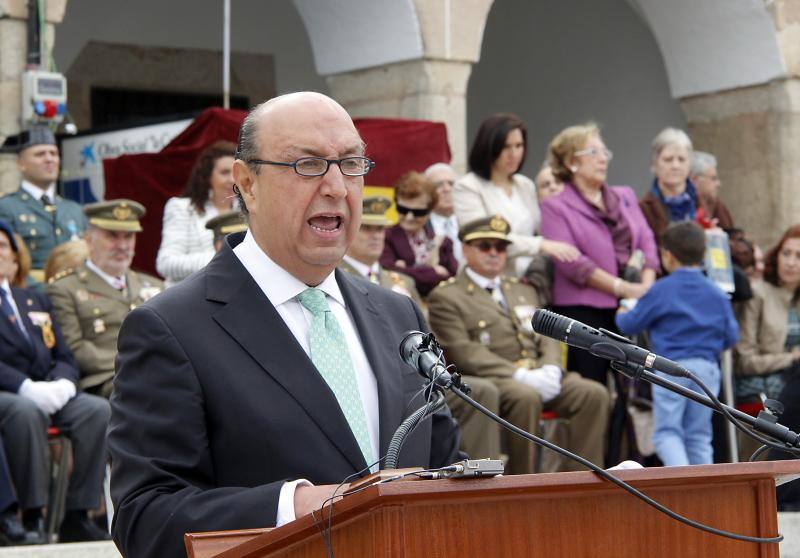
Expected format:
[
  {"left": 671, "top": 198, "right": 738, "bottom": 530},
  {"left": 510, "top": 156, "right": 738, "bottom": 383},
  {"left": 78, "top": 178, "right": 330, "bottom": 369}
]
[{"left": 297, "top": 287, "right": 375, "bottom": 469}]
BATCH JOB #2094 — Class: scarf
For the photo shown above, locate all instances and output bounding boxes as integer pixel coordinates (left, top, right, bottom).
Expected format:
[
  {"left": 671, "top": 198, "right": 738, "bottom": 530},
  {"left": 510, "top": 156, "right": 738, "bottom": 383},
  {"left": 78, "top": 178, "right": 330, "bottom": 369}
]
[{"left": 651, "top": 178, "right": 697, "bottom": 222}]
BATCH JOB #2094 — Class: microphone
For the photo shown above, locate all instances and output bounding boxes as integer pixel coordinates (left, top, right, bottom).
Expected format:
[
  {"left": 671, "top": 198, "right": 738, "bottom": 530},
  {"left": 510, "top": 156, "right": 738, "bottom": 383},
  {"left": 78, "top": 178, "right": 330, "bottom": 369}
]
[
  {"left": 399, "top": 331, "right": 454, "bottom": 387},
  {"left": 531, "top": 309, "right": 690, "bottom": 378}
]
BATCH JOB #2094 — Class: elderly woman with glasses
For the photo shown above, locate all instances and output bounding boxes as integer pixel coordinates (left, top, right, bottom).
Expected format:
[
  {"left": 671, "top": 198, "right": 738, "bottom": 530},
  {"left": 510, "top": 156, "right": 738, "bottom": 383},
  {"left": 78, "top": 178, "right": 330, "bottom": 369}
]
[
  {"left": 454, "top": 113, "right": 579, "bottom": 279},
  {"left": 541, "top": 123, "right": 659, "bottom": 382},
  {"left": 380, "top": 172, "right": 458, "bottom": 297}
]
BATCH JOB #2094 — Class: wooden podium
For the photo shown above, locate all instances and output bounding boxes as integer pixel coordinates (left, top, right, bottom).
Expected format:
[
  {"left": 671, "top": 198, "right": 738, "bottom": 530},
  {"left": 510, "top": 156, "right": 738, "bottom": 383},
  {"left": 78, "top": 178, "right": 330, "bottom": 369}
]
[{"left": 185, "top": 461, "right": 800, "bottom": 558}]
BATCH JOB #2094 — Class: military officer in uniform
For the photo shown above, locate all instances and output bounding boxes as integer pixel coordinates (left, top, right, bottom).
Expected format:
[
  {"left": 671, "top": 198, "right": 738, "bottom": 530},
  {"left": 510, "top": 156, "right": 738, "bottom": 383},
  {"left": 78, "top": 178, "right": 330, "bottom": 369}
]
[
  {"left": 0, "top": 127, "right": 87, "bottom": 279},
  {"left": 427, "top": 216, "right": 609, "bottom": 474},
  {"left": 205, "top": 210, "right": 248, "bottom": 252},
  {"left": 46, "top": 200, "right": 162, "bottom": 398},
  {"left": 340, "top": 196, "right": 502, "bottom": 462}
]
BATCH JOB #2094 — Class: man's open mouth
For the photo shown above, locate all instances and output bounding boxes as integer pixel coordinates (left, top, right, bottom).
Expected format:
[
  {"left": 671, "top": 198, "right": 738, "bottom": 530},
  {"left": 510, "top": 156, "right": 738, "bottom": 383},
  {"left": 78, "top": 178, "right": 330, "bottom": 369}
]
[{"left": 308, "top": 215, "right": 342, "bottom": 232}]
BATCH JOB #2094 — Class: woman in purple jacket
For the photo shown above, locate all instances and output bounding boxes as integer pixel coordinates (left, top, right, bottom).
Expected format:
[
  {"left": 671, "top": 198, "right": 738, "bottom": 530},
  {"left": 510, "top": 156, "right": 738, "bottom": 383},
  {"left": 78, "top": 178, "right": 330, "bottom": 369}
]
[
  {"left": 541, "top": 123, "right": 660, "bottom": 380},
  {"left": 541, "top": 123, "right": 660, "bottom": 461}
]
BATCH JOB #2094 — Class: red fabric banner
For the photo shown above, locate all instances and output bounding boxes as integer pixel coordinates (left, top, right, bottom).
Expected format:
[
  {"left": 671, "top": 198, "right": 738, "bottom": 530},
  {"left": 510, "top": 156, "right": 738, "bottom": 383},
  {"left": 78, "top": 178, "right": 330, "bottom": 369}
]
[{"left": 103, "top": 108, "right": 450, "bottom": 276}]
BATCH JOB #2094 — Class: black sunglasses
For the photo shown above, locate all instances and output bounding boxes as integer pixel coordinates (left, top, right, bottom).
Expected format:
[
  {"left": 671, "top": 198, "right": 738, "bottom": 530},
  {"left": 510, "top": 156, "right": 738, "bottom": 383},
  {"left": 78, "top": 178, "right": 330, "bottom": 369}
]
[
  {"left": 471, "top": 240, "right": 509, "bottom": 253},
  {"left": 396, "top": 203, "right": 430, "bottom": 218}
]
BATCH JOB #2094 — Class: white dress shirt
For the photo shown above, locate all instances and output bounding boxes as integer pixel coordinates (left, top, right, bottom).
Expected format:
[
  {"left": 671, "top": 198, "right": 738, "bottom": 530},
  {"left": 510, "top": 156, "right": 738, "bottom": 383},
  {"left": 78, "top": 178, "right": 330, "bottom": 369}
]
[
  {"left": 465, "top": 266, "right": 507, "bottom": 308},
  {"left": 429, "top": 212, "right": 463, "bottom": 264},
  {"left": 86, "top": 259, "right": 126, "bottom": 290},
  {"left": 1, "top": 279, "right": 26, "bottom": 337},
  {"left": 21, "top": 180, "right": 56, "bottom": 201},
  {"left": 342, "top": 255, "right": 378, "bottom": 280},
  {"left": 233, "top": 231, "right": 380, "bottom": 525}
]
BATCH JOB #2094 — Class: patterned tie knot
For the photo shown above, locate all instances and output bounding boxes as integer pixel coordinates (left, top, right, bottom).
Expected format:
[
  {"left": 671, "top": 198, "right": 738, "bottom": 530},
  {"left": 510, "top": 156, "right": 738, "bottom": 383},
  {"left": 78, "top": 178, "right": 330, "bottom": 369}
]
[{"left": 297, "top": 287, "right": 330, "bottom": 316}]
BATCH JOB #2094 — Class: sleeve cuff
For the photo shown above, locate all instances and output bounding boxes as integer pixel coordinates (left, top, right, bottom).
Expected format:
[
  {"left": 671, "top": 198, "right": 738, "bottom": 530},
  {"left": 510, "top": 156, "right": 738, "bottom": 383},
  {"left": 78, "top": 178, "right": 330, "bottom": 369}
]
[{"left": 276, "top": 479, "right": 313, "bottom": 527}]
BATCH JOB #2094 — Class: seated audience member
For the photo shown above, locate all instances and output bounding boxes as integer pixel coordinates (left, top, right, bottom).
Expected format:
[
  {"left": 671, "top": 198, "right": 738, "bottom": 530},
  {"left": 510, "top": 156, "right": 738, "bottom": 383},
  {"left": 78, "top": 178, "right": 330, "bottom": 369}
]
[
  {"left": 340, "top": 195, "right": 422, "bottom": 306},
  {"left": 455, "top": 114, "right": 578, "bottom": 278},
  {"left": 690, "top": 151, "right": 734, "bottom": 230},
  {"left": 424, "top": 162, "right": 463, "bottom": 264},
  {"left": 44, "top": 240, "right": 88, "bottom": 283},
  {"left": 534, "top": 162, "right": 563, "bottom": 202},
  {"left": 616, "top": 222, "right": 739, "bottom": 466},
  {"left": 46, "top": 200, "right": 163, "bottom": 398},
  {"left": 156, "top": 140, "right": 237, "bottom": 287},
  {"left": 0, "top": 438, "right": 29, "bottom": 546},
  {"left": 735, "top": 225, "right": 800, "bottom": 406},
  {"left": 9, "top": 234, "right": 32, "bottom": 289},
  {"left": 0, "top": 220, "right": 110, "bottom": 543},
  {"left": 205, "top": 210, "right": 248, "bottom": 252},
  {"left": 345, "top": 196, "right": 501, "bottom": 460},
  {"left": 380, "top": 172, "right": 458, "bottom": 296},
  {"left": 427, "top": 216, "right": 609, "bottom": 474}
]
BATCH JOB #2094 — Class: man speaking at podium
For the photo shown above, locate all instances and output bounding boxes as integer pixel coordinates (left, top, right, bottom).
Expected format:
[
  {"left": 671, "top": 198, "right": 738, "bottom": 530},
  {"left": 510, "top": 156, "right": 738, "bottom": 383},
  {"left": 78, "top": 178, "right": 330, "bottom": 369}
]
[{"left": 107, "top": 92, "right": 462, "bottom": 558}]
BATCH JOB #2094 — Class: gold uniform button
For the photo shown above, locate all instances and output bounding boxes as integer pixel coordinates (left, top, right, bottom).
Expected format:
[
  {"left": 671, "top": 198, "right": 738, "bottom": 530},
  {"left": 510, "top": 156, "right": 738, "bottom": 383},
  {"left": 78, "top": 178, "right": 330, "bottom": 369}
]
[
  {"left": 55, "top": 228, "right": 61, "bottom": 235},
  {"left": 93, "top": 308, "right": 100, "bottom": 315},
  {"left": 517, "top": 333, "right": 526, "bottom": 341},
  {"left": 521, "top": 350, "right": 529, "bottom": 357},
  {"left": 478, "top": 320, "right": 486, "bottom": 328}
]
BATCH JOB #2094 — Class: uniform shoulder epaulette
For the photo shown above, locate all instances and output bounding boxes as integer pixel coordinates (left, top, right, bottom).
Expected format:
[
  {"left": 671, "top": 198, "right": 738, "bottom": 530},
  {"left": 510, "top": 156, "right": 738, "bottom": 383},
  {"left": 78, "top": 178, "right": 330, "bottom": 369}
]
[{"left": 49, "top": 267, "right": 76, "bottom": 283}]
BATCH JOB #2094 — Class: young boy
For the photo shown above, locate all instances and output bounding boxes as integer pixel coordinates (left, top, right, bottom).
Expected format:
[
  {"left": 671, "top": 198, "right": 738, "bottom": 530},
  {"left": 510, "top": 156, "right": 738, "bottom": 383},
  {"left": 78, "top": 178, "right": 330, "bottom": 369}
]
[{"left": 615, "top": 221, "right": 739, "bottom": 466}]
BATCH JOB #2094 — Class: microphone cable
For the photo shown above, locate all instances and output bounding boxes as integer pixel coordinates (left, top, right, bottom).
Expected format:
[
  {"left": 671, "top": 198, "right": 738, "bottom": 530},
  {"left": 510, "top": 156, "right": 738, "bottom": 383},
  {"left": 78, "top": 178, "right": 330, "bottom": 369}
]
[{"left": 448, "top": 384, "right": 783, "bottom": 545}]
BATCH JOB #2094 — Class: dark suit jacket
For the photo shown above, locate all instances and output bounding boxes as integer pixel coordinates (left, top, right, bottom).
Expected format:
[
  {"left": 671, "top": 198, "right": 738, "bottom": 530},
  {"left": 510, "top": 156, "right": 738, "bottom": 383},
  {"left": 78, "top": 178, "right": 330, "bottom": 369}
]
[
  {"left": 0, "top": 286, "right": 78, "bottom": 393},
  {"left": 379, "top": 225, "right": 458, "bottom": 297},
  {"left": 108, "top": 233, "right": 462, "bottom": 558}
]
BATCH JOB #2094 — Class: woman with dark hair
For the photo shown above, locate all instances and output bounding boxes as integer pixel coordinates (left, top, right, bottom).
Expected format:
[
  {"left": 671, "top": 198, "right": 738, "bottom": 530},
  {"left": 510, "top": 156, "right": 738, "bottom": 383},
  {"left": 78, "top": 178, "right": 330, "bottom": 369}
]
[
  {"left": 735, "top": 224, "right": 800, "bottom": 406},
  {"left": 156, "top": 140, "right": 237, "bottom": 287},
  {"left": 380, "top": 172, "right": 458, "bottom": 297},
  {"left": 454, "top": 113, "right": 578, "bottom": 278}
]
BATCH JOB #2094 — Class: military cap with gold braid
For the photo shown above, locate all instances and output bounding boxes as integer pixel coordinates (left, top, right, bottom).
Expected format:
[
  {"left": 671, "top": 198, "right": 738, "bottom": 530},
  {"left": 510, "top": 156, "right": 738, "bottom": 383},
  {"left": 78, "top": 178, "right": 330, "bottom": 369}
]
[
  {"left": 205, "top": 210, "right": 248, "bottom": 241},
  {"left": 458, "top": 214, "right": 511, "bottom": 243},
  {"left": 361, "top": 195, "right": 392, "bottom": 227},
  {"left": 84, "top": 199, "right": 145, "bottom": 232}
]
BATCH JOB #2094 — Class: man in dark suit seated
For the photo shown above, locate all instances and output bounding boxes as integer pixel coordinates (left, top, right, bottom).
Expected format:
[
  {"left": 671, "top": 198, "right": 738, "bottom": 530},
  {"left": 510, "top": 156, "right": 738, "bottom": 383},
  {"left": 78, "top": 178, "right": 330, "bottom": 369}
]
[
  {"left": 0, "top": 220, "right": 110, "bottom": 543},
  {"left": 108, "top": 92, "right": 463, "bottom": 558}
]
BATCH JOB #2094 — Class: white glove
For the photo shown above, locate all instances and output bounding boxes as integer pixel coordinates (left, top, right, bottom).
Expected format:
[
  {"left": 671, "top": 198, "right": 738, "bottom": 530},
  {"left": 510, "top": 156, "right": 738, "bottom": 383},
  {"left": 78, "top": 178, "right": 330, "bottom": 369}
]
[
  {"left": 18, "top": 379, "right": 64, "bottom": 414},
  {"left": 513, "top": 365, "right": 563, "bottom": 403},
  {"left": 49, "top": 379, "right": 77, "bottom": 410}
]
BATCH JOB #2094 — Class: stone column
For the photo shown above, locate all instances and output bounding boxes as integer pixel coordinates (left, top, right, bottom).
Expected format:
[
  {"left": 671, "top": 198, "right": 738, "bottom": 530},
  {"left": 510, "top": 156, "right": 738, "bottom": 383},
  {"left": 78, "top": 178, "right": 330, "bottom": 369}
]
[
  {"left": 325, "top": 0, "right": 493, "bottom": 174},
  {"left": 680, "top": 0, "right": 800, "bottom": 248},
  {"left": 0, "top": 0, "right": 68, "bottom": 194},
  {"left": 327, "top": 59, "right": 473, "bottom": 173}
]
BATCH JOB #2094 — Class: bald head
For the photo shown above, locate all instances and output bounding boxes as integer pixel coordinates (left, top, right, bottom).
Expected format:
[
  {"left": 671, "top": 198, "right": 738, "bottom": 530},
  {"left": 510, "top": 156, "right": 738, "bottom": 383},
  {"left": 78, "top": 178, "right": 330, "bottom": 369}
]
[{"left": 232, "top": 92, "right": 367, "bottom": 285}]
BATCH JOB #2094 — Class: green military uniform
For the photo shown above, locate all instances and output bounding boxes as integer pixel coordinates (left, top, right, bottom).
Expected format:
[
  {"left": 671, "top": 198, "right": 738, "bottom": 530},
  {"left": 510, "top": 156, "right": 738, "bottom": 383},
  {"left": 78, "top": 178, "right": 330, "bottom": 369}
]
[
  {"left": 45, "top": 199, "right": 162, "bottom": 398},
  {"left": 0, "top": 187, "right": 87, "bottom": 272},
  {"left": 427, "top": 216, "right": 609, "bottom": 474},
  {"left": 0, "top": 127, "right": 88, "bottom": 272},
  {"left": 338, "top": 259, "right": 424, "bottom": 305}
]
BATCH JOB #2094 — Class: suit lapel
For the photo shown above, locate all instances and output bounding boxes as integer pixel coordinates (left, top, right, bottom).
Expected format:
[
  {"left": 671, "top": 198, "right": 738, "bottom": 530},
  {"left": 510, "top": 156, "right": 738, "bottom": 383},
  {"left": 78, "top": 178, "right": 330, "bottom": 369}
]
[
  {"left": 335, "top": 270, "right": 404, "bottom": 459},
  {"left": 206, "top": 244, "right": 369, "bottom": 473},
  {"left": 10, "top": 289, "right": 40, "bottom": 358}
]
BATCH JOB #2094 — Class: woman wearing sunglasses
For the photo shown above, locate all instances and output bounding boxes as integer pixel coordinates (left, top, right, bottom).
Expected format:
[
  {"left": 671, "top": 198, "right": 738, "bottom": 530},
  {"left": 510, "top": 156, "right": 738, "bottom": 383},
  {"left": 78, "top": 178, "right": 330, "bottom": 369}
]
[
  {"left": 455, "top": 113, "right": 579, "bottom": 279},
  {"left": 380, "top": 172, "right": 458, "bottom": 297}
]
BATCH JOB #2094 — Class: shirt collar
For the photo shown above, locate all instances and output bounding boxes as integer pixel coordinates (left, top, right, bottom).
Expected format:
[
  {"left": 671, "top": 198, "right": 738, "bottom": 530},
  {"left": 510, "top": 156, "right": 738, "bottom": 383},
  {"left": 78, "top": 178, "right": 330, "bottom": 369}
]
[
  {"left": 86, "top": 259, "right": 126, "bottom": 289},
  {"left": 342, "top": 255, "right": 374, "bottom": 278},
  {"left": 465, "top": 266, "right": 500, "bottom": 290},
  {"left": 21, "top": 180, "right": 56, "bottom": 201},
  {"left": 0, "top": 278, "right": 10, "bottom": 294},
  {"left": 234, "top": 231, "right": 345, "bottom": 308}
]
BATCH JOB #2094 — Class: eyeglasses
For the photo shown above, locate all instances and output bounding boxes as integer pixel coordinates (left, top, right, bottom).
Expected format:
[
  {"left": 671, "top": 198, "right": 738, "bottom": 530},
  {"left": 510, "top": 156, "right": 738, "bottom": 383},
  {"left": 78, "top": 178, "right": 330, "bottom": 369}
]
[
  {"left": 396, "top": 203, "right": 430, "bottom": 218},
  {"left": 246, "top": 156, "right": 375, "bottom": 177},
  {"left": 574, "top": 147, "right": 613, "bottom": 161},
  {"left": 471, "top": 240, "right": 509, "bottom": 253},
  {"left": 435, "top": 179, "right": 455, "bottom": 188}
]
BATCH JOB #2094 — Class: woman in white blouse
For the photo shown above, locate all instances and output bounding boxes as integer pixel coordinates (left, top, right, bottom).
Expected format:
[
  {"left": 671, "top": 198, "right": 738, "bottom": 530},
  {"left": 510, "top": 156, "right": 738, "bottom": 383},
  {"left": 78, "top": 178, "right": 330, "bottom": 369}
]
[
  {"left": 455, "top": 114, "right": 578, "bottom": 277},
  {"left": 156, "top": 140, "right": 237, "bottom": 287}
]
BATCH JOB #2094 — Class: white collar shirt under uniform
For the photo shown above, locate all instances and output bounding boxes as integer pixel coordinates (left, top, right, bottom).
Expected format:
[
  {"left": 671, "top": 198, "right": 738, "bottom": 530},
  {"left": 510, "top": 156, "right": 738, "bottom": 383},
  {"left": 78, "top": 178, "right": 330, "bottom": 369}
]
[
  {"left": 21, "top": 181, "right": 56, "bottom": 202},
  {"left": 342, "top": 255, "right": 379, "bottom": 280},
  {"left": 465, "top": 266, "right": 508, "bottom": 308},
  {"left": 232, "top": 231, "right": 380, "bottom": 461},
  {"left": 86, "top": 259, "right": 127, "bottom": 290}
]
